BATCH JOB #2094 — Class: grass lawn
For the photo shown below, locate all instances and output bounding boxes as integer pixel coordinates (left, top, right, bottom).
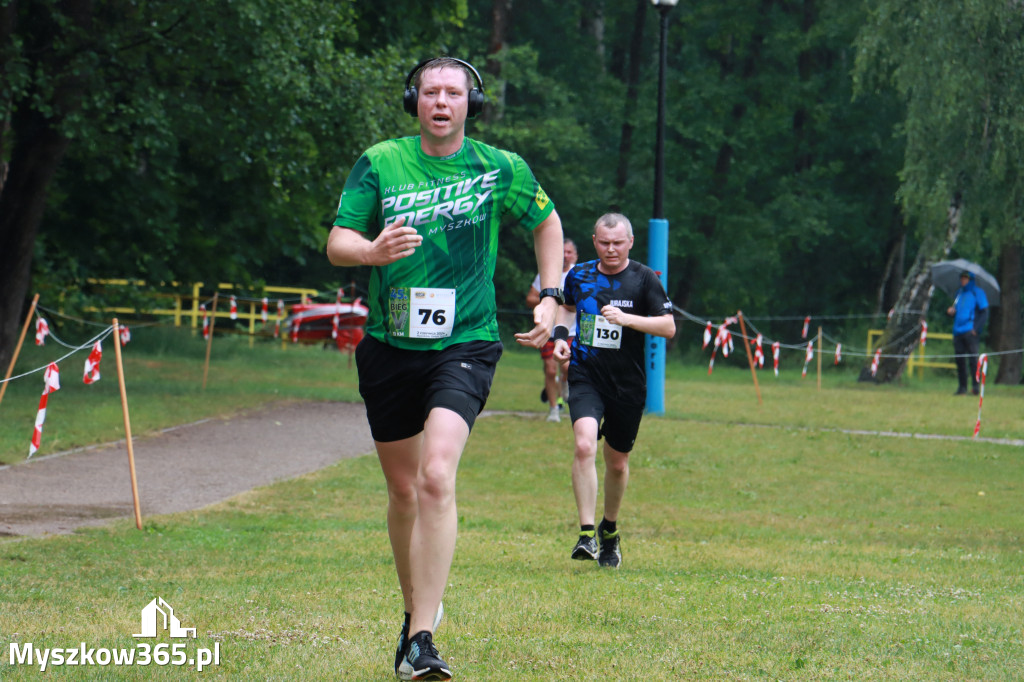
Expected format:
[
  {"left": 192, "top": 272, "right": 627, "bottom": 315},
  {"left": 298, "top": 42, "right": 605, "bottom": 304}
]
[{"left": 1, "top": 326, "right": 1022, "bottom": 679}]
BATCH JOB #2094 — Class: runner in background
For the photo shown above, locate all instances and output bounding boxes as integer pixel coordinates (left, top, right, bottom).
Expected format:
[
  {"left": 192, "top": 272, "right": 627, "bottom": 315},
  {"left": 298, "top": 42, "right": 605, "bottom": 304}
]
[
  {"left": 553, "top": 213, "right": 674, "bottom": 569},
  {"left": 525, "top": 238, "right": 578, "bottom": 422}
]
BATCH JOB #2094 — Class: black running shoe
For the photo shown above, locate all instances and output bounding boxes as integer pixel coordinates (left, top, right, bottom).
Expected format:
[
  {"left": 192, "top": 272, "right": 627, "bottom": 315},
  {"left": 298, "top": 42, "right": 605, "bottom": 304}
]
[
  {"left": 404, "top": 630, "right": 451, "bottom": 681},
  {"left": 597, "top": 520, "right": 621, "bottom": 569},
  {"left": 540, "top": 388, "right": 549, "bottom": 404},
  {"left": 397, "top": 603, "right": 444, "bottom": 680},
  {"left": 571, "top": 531, "right": 598, "bottom": 560}
]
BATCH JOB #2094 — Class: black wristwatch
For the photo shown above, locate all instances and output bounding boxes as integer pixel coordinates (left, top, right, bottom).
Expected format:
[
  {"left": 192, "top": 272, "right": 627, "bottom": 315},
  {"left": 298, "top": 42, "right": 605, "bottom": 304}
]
[{"left": 538, "top": 287, "right": 564, "bottom": 305}]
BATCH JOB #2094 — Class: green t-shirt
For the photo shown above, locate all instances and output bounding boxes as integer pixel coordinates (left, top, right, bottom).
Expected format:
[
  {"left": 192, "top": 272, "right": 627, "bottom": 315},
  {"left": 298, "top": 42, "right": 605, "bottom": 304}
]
[{"left": 333, "top": 136, "right": 555, "bottom": 350}]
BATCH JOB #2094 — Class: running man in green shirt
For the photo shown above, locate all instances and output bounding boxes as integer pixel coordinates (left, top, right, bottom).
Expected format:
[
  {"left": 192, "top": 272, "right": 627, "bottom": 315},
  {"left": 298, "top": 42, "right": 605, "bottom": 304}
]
[{"left": 327, "top": 57, "right": 564, "bottom": 681}]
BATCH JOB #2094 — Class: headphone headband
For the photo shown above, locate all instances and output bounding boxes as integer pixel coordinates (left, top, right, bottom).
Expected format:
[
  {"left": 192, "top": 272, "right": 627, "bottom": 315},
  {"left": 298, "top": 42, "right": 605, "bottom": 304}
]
[{"left": 403, "top": 57, "right": 486, "bottom": 119}]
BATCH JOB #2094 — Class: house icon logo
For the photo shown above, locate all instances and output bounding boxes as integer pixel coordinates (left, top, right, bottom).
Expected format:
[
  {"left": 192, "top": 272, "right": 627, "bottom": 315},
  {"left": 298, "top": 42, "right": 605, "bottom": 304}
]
[{"left": 133, "top": 597, "right": 197, "bottom": 638}]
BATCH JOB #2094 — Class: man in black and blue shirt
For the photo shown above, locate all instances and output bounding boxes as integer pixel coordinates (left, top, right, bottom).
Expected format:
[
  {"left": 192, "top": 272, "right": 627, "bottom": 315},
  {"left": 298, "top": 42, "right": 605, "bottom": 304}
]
[{"left": 553, "top": 213, "right": 675, "bottom": 568}]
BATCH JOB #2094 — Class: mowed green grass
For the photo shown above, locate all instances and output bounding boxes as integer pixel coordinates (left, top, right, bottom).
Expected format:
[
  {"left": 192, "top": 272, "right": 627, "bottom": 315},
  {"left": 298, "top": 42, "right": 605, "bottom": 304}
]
[{"left": 1, "top": 326, "right": 1022, "bottom": 680}]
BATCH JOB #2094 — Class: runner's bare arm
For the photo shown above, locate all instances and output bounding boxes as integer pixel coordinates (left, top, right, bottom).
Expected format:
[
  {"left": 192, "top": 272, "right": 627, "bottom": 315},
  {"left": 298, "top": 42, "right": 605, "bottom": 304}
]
[
  {"left": 600, "top": 306, "right": 676, "bottom": 339},
  {"left": 515, "top": 211, "right": 564, "bottom": 348},
  {"left": 327, "top": 218, "right": 423, "bottom": 267}
]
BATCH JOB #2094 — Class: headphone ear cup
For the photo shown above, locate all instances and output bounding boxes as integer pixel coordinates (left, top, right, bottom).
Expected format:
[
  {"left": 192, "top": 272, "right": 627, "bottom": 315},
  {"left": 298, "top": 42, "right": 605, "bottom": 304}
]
[
  {"left": 467, "top": 88, "right": 485, "bottom": 119},
  {"left": 403, "top": 86, "right": 419, "bottom": 117}
]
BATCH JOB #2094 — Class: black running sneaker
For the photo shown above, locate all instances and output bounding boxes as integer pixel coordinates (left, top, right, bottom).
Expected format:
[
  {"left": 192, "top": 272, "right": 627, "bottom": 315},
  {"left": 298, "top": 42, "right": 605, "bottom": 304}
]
[
  {"left": 397, "top": 603, "right": 444, "bottom": 680},
  {"left": 404, "top": 630, "right": 451, "bottom": 681},
  {"left": 571, "top": 531, "right": 598, "bottom": 560},
  {"left": 597, "top": 520, "right": 621, "bottom": 569}
]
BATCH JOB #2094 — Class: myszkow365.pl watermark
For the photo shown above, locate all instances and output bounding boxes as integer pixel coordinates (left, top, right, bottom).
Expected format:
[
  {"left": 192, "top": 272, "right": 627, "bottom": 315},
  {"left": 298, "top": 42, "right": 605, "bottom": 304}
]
[{"left": 8, "top": 597, "right": 221, "bottom": 672}]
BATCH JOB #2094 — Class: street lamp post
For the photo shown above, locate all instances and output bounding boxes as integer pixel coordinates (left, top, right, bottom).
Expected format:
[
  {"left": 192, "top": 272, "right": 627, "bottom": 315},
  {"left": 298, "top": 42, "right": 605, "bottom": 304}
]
[{"left": 646, "top": 0, "right": 677, "bottom": 416}]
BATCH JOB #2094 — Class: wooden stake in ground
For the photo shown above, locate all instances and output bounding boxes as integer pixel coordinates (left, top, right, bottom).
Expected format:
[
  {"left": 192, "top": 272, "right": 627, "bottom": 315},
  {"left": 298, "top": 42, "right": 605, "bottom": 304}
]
[
  {"left": 112, "top": 318, "right": 143, "bottom": 530},
  {"left": 0, "top": 293, "right": 40, "bottom": 408},
  {"left": 817, "top": 326, "right": 823, "bottom": 392},
  {"left": 736, "top": 311, "right": 763, "bottom": 405},
  {"left": 202, "top": 292, "right": 219, "bottom": 390}
]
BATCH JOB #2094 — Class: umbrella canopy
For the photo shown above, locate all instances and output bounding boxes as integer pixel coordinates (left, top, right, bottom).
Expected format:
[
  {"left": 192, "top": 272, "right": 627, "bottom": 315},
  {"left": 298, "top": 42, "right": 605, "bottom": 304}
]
[{"left": 930, "top": 258, "right": 1001, "bottom": 307}]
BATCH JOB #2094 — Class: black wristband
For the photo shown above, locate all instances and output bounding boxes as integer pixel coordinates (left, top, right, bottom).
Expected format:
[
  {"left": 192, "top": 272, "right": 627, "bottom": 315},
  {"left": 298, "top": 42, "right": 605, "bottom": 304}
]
[{"left": 553, "top": 325, "right": 569, "bottom": 342}]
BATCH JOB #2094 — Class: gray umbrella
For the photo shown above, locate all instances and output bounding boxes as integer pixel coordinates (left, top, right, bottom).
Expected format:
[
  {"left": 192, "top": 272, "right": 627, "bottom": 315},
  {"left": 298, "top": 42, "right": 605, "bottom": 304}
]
[{"left": 930, "top": 258, "right": 1001, "bottom": 307}]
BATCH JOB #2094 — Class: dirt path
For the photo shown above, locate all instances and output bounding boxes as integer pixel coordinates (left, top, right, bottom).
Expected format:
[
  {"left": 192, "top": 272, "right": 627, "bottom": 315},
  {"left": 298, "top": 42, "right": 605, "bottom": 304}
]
[{"left": 0, "top": 401, "right": 374, "bottom": 537}]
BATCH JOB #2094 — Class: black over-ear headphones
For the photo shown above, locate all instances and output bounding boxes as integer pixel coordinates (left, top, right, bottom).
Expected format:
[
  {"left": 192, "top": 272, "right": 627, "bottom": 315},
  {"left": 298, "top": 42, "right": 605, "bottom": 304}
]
[{"left": 403, "top": 57, "right": 486, "bottom": 119}]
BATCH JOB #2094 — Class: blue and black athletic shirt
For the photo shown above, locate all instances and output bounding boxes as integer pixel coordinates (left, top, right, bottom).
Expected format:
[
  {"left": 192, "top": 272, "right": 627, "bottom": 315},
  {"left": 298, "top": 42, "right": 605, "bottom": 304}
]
[{"left": 563, "top": 259, "right": 673, "bottom": 404}]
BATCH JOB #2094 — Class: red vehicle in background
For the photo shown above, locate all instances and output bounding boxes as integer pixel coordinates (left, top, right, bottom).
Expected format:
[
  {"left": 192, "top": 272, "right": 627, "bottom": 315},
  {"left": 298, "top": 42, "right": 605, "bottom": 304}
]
[{"left": 284, "top": 299, "right": 368, "bottom": 351}]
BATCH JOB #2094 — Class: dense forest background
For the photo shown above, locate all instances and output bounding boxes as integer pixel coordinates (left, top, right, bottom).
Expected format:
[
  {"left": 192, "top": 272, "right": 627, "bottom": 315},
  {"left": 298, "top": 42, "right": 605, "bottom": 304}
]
[{"left": 2, "top": 0, "right": 1022, "bottom": 380}]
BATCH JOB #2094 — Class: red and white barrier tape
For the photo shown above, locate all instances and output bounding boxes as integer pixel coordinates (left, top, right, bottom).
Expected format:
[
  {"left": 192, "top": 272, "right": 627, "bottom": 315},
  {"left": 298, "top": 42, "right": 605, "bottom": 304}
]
[
  {"left": 29, "top": 363, "right": 61, "bottom": 457},
  {"left": 35, "top": 318, "right": 50, "bottom": 346},
  {"left": 83, "top": 341, "right": 102, "bottom": 385},
  {"left": 973, "top": 354, "right": 988, "bottom": 437}
]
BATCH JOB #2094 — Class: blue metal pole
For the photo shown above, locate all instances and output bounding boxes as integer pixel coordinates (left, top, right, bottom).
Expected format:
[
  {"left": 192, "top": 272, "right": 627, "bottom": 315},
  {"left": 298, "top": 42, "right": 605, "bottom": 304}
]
[
  {"left": 646, "top": 4, "right": 672, "bottom": 416},
  {"left": 646, "top": 218, "right": 669, "bottom": 415}
]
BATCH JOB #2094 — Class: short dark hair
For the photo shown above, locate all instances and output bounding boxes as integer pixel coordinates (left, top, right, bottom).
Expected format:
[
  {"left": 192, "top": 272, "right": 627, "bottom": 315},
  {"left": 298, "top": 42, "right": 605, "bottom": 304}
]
[{"left": 415, "top": 57, "right": 475, "bottom": 92}]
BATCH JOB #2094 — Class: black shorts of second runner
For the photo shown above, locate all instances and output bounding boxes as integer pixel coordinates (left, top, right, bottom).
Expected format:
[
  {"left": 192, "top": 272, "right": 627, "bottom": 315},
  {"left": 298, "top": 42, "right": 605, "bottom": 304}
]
[
  {"left": 567, "top": 380, "right": 645, "bottom": 453},
  {"left": 355, "top": 335, "right": 503, "bottom": 443}
]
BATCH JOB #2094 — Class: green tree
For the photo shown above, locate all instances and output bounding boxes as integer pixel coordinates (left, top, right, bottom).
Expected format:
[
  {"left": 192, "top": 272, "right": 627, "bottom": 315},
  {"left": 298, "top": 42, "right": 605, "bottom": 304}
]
[
  {"left": 854, "top": 0, "right": 1024, "bottom": 383},
  {"left": 0, "top": 0, "right": 466, "bottom": 370}
]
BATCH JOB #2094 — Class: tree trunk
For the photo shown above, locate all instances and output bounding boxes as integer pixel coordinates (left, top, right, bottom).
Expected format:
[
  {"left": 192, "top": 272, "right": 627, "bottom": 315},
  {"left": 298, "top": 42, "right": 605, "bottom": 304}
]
[
  {"left": 874, "top": 208, "right": 906, "bottom": 315},
  {"left": 992, "top": 240, "right": 1022, "bottom": 384},
  {"left": 611, "top": 0, "right": 647, "bottom": 208},
  {"left": 0, "top": 109, "right": 72, "bottom": 373},
  {"left": 482, "top": 0, "right": 513, "bottom": 124},
  {"left": 859, "top": 196, "right": 962, "bottom": 383},
  {"left": 0, "top": 0, "right": 92, "bottom": 372},
  {"left": 580, "top": 0, "right": 605, "bottom": 65}
]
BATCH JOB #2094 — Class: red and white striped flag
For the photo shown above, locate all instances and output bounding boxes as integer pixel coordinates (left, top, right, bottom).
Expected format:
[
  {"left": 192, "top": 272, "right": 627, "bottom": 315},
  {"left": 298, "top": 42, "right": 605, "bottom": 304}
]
[
  {"left": 801, "top": 316, "right": 810, "bottom": 339},
  {"left": 229, "top": 295, "right": 238, "bottom": 320},
  {"left": 29, "top": 363, "right": 61, "bottom": 457},
  {"left": 871, "top": 348, "right": 881, "bottom": 377},
  {"left": 83, "top": 341, "right": 102, "bottom": 384},
  {"left": 973, "top": 354, "right": 988, "bottom": 437},
  {"left": 703, "top": 321, "right": 712, "bottom": 349},
  {"left": 801, "top": 341, "right": 813, "bottom": 377},
  {"left": 201, "top": 304, "right": 209, "bottom": 339},
  {"left": 708, "top": 330, "right": 722, "bottom": 375},
  {"left": 834, "top": 343, "right": 842, "bottom": 365},
  {"left": 754, "top": 334, "right": 764, "bottom": 368},
  {"left": 772, "top": 341, "right": 780, "bottom": 376},
  {"left": 920, "top": 320, "right": 928, "bottom": 346},
  {"left": 275, "top": 300, "right": 285, "bottom": 338},
  {"left": 261, "top": 297, "right": 269, "bottom": 323},
  {"left": 119, "top": 325, "right": 131, "bottom": 345},
  {"left": 332, "top": 288, "right": 343, "bottom": 340},
  {"left": 35, "top": 318, "right": 50, "bottom": 346}
]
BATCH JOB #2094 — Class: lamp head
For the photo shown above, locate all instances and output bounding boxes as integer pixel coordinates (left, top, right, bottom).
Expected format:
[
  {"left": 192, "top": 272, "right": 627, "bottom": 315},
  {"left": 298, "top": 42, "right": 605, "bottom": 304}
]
[{"left": 650, "top": 0, "right": 680, "bottom": 6}]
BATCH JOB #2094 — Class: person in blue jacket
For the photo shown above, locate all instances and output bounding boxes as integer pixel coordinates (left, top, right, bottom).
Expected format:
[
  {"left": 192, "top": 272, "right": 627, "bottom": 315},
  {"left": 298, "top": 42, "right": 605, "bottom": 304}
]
[{"left": 945, "top": 270, "right": 989, "bottom": 395}]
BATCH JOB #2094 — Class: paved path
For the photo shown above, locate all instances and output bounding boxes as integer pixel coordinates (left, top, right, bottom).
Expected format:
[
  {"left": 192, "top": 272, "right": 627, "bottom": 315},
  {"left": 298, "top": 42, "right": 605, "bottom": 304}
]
[{"left": 0, "top": 402, "right": 373, "bottom": 537}]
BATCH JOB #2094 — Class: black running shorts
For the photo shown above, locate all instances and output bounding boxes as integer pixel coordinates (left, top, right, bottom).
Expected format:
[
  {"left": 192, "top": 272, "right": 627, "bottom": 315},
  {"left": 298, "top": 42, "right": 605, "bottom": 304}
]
[
  {"left": 567, "top": 380, "right": 644, "bottom": 453},
  {"left": 355, "top": 335, "right": 503, "bottom": 443}
]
